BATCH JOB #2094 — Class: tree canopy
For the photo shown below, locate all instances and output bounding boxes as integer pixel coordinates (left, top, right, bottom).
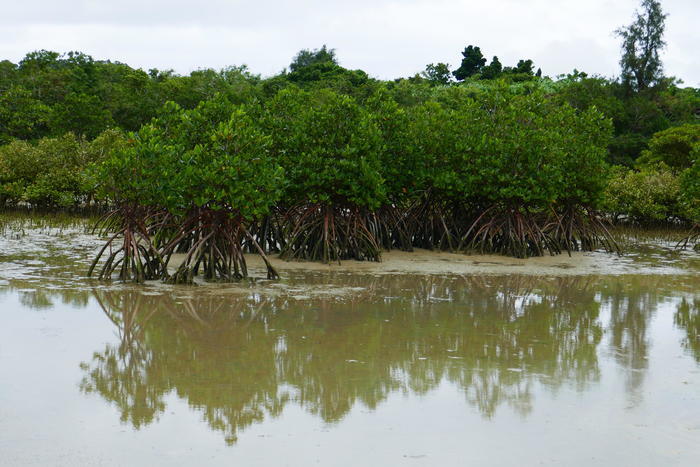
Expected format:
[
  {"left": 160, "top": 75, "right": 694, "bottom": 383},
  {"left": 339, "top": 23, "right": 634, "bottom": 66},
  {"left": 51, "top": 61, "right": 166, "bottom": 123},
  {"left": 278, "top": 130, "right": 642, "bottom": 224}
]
[
  {"left": 616, "top": 0, "right": 667, "bottom": 92},
  {"left": 452, "top": 46, "right": 487, "bottom": 81}
]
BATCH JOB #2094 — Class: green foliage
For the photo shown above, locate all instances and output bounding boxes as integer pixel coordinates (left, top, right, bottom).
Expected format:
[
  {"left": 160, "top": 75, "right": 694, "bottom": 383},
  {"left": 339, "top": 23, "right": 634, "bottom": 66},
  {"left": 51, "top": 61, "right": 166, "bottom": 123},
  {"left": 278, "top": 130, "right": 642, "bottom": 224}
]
[
  {"left": 657, "top": 85, "right": 700, "bottom": 124},
  {"left": 93, "top": 62, "right": 161, "bottom": 131},
  {"left": 401, "top": 88, "right": 611, "bottom": 210},
  {"left": 385, "top": 78, "right": 434, "bottom": 107},
  {"left": 552, "top": 71, "right": 694, "bottom": 165},
  {"left": 1, "top": 43, "right": 696, "bottom": 262},
  {"left": 178, "top": 110, "right": 283, "bottom": 220},
  {"left": 602, "top": 164, "right": 682, "bottom": 224},
  {"left": 616, "top": 0, "right": 667, "bottom": 92},
  {"left": 17, "top": 50, "right": 95, "bottom": 104},
  {"left": 0, "top": 50, "right": 265, "bottom": 142},
  {"left": 283, "top": 46, "right": 380, "bottom": 98},
  {"left": 162, "top": 66, "right": 261, "bottom": 110},
  {"left": 513, "top": 59, "right": 535, "bottom": 75},
  {"left": 554, "top": 105, "right": 614, "bottom": 207},
  {"left": 680, "top": 152, "right": 700, "bottom": 222},
  {"left": 91, "top": 98, "right": 285, "bottom": 282},
  {"left": 289, "top": 45, "right": 337, "bottom": 73},
  {"left": 284, "top": 52, "right": 380, "bottom": 101},
  {"left": 364, "top": 91, "right": 416, "bottom": 201},
  {"left": 623, "top": 94, "right": 669, "bottom": 135},
  {"left": 401, "top": 100, "right": 457, "bottom": 199},
  {"left": 480, "top": 56, "right": 503, "bottom": 79},
  {"left": 83, "top": 129, "right": 128, "bottom": 201},
  {"left": 497, "top": 59, "right": 538, "bottom": 82},
  {"left": 0, "top": 85, "right": 51, "bottom": 143},
  {"left": 100, "top": 100, "right": 282, "bottom": 220},
  {"left": 422, "top": 63, "right": 453, "bottom": 86},
  {"left": 0, "top": 131, "right": 123, "bottom": 207},
  {"left": 453, "top": 46, "right": 487, "bottom": 81},
  {"left": 49, "top": 92, "right": 115, "bottom": 139},
  {"left": 263, "top": 88, "right": 385, "bottom": 209},
  {"left": 365, "top": 85, "right": 615, "bottom": 256},
  {"left": 637, "top": 124, "right": 700, "bottom": 169},
  {"left": 0, "top": 59, "right": 17, "bottom": 86},
  {"left": 0, "top": 43, "right": 694, "bottom": 174},
  {"left": 451, "top": 46, "right": 537, "bottom": 83}
]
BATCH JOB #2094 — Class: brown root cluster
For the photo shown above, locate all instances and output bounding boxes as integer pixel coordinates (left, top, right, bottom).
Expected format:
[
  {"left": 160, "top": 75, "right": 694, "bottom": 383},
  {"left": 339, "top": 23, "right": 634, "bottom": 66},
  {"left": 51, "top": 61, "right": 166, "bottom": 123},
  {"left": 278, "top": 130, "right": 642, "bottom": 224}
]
[
  {"left": 280, "top": 203, "right": 381, "bottom": 263},
  {"left": 90, "top": 199, "right": 620, "bottom": 283},
  {"left": 89, "top": 205, "right": 278, "bottom": 284}
]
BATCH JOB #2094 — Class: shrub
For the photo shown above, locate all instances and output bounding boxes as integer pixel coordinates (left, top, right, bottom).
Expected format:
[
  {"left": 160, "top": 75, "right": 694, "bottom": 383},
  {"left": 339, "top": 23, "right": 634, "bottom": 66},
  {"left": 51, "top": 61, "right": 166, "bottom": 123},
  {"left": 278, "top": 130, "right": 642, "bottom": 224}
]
[
  {"left": 602, "top": 164, "right": 682, "bottom": 224},
  {"left": 264, "top": 88, "right": 384, "bottom": 209},
  {"left": 680, "top": 149, "right": 700, "bottom": 222},
  {"left": 0, "top": 131, "right": 123, "bottom": 208},
  {"left": 637, "top": 124, "right": 700, "bottom": 170}
]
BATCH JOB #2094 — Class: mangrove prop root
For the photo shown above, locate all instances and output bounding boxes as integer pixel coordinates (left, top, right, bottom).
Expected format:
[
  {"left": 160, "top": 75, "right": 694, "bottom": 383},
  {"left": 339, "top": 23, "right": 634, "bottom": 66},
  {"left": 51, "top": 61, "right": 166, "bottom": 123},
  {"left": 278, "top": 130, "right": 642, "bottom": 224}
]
[
  {"left": 88, "top": 205, "right": 169, "bottom": 283},
  {"left": 242, "top": 226, "right": 279, "bottom": 279},
  {"left": 367, "top": 204, "right": 414, "bottom": 252},
  {"left": 677, "top": 223, "right": 700, "bottom": 250},
  {"left": 280, "top": 203, "right": 381, "bottom": 263},
  {"left": 162, "top": 208, "right": 278, "bottom": 284},
  {"left": 545, "top": 206, "right": 620, "bottom": 256},
  {"left": 407, "top": 195, "right": 462, "bottom": 251},
  {"left": 459, "top": 204, "right": 618, "bottom": 258}
]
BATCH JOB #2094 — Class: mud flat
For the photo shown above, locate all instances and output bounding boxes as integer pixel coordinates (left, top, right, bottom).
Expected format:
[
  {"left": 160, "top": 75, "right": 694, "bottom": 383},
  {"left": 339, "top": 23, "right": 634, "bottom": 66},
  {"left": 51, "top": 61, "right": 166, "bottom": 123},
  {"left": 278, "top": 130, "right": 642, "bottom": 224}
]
[{"left": 238, "top": 245, "right": 700, "bottom": 278}]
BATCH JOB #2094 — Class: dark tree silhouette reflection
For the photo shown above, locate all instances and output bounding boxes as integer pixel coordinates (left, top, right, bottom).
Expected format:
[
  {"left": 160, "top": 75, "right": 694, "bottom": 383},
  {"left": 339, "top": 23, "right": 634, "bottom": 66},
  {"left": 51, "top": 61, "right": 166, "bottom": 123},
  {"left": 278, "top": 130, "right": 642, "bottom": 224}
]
[
  {"left": 675, "top": 298, "right": 700, "bottom": 363},
  {"left": 79, "top": 274, "right": 671, "bottom": 444}
]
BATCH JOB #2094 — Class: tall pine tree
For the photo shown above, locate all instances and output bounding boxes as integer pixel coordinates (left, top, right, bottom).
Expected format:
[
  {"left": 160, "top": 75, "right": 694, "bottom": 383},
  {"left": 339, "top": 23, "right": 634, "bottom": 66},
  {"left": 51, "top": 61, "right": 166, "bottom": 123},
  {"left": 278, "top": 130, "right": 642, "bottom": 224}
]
[{"left": 615, "top": 0, "right": 667, "bottom": 92}]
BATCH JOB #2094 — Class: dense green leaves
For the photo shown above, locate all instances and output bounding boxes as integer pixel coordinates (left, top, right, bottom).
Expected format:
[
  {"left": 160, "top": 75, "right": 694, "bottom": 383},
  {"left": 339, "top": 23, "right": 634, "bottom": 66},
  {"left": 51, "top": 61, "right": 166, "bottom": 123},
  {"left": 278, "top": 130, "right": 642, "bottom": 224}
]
[
  {"left": 602, "top": 164, "right": 682, "bottom": 224},
  {"left": 0, "top": 50, "right": 265, "bottom": 144},
  {"left": 602, "top": 123, "right": 700, "bottom": 225},
  {"left": 263, "top": 88, "right": 385, "bottom": 209},
  {"left": 0, "top": 131, "right": 124, "bottom": 207},
  {"left": 453, "top": 46, "right": 487, "bottom": 81},
  {"left": 0, "top": 41, "right": 696, "bottom": 169},
  {"left": 0, "top": 85, "right": 51, "bottom": 143},
  {"left": 680, "top": 152, "right": 700, "bottom": 222},
  {"left": 422, "top": 63, "right": 453, "bottom": 86},
  {"left": 100, "top": 100, "right": 283, "bottom": 221},
  {"left": 388, "top": 88, "right": 611, "bottom": 211},
  {"left": 637, "top": 124, "right": 700, "bottom": 169}
]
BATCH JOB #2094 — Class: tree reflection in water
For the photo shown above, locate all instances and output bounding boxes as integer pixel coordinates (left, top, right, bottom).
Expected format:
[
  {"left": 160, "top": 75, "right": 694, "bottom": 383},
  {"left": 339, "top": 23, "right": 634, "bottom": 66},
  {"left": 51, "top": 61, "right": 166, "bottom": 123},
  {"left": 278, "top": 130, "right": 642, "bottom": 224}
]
[
  {"left": 600, "top": 276, "right": 686, "bottom": 407},
  {"left": 675, "top": 297, "right": 700, "bottom": 363},
  {"left": 78, "top": 274, "right": 679, "bottom": 444}
]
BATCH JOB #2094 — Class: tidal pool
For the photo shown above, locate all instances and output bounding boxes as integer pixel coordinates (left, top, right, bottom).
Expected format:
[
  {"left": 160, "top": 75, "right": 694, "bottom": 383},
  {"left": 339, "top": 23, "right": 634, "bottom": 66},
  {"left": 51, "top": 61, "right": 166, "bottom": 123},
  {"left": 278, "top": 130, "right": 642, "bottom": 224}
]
[{"left": 1, "top": 214, "right": 699, "bottom": 466}]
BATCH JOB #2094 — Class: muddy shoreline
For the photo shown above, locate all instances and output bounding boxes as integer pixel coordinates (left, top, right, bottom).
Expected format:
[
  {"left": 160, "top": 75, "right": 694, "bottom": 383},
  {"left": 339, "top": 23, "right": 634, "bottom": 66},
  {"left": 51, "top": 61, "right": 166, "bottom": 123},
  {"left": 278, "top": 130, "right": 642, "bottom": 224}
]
[{"left": 233, "top": 245, "right": 699, "bottom": 278}]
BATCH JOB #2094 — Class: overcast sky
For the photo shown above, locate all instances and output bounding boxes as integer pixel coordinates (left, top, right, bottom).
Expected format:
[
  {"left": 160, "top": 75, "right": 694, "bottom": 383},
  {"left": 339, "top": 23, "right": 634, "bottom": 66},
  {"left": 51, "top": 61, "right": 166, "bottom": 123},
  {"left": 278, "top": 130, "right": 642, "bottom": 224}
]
[{"left": 1, "top": 0, "right": 698, "bottom": 84}]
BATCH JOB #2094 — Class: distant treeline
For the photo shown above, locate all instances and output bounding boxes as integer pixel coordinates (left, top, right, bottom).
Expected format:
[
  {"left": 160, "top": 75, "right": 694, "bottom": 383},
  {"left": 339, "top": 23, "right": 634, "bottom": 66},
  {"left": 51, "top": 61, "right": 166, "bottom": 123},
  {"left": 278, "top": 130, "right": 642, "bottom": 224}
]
[{"left": 0, "top": 47, "right": 697, "bottom": 164}]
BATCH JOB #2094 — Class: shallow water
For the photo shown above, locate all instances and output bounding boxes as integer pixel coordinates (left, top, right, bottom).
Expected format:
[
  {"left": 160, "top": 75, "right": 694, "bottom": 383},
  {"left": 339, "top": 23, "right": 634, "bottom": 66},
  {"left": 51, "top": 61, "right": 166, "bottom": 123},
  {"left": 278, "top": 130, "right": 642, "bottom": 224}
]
[{"left": 1, "top": 214, "right": 700, "bottom": 466}]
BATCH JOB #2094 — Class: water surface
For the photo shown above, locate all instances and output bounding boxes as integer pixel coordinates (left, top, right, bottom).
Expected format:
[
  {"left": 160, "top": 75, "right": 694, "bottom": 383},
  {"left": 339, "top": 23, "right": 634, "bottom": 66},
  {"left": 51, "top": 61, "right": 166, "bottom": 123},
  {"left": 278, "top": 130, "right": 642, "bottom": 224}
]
[{"left": 1, "top": 215, "right": 699, "bottom": 466}]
